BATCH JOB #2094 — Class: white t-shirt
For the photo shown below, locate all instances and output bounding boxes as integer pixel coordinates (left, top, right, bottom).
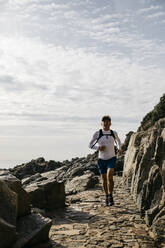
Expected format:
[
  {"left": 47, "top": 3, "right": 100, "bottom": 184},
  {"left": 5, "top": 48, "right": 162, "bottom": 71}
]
[{"left": 89, "top": 129, "right": 121, "bottom": 160}]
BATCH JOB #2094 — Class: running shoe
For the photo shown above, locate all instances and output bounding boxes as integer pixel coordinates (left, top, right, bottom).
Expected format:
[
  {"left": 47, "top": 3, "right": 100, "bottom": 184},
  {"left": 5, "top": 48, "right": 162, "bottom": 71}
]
[{"left": 109, "top": 195, "right": 114, "bottom": 206}]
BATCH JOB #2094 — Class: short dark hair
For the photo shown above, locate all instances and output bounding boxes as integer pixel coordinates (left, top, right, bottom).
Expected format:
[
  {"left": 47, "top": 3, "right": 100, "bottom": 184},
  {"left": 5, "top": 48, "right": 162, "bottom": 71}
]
[{"left": 101, "top": 115, "right": 111, "bottom": 122}]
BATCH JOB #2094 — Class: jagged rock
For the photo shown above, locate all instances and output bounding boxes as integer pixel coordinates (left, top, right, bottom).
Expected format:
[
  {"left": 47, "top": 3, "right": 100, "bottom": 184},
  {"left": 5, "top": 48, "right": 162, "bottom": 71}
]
[
  {"left": 0, "top": 217, "right": 17, "bottom": 248},
  {"left": 138, "top": 94, "right": 165, "bottom": 131},
  {"left": 66, "top": 161, "right": 99, "bottom": 179},
  {"left": 145, "top": 165, "right": 163, "bottom": 209},
  {"left": 41, "top": 166, "right": 69, "bottom": 182},
  {"left": 0, "top": 179, "right": 18, "bottom": 248},
  {"left": 0, "top": 180, "right": 17, "bottom": 226},
  {"left": 152, "top": 207, "right": 165, "bottom": 239},
  {"left": 145, "top": 204, "right": 163, "bottom": 226},
  {"left": 24, "top": 179, "right": 65, "bottom": 210},
  {"left": 9, "top": 159, "right": 63, "bottom": 180},
  {"left": 12, "top": 213, "right": 52, "bottom": 248},
  {"left": 121, "top": 131, "right": 134, "bottom": 153},
  {"left": 22, "top": 173, "right": 42, "bottom": 185},
  {"left": 123, "top": 118, "right": 165, "bottom": 239},
  {"left": 65, "top": 172, "right": 99, "bottom": 195},
  {"left": 136, "top": 165, "right": 163, "bottom": 216},
  {"left": 0, "top": 172, "right": 31, "bottom": 217},
  {"left": 123, "top": 167, "right": 134, "bottom": 189},
  {"left": 35, "top": 157, "right": 45, "bottom": 163}
]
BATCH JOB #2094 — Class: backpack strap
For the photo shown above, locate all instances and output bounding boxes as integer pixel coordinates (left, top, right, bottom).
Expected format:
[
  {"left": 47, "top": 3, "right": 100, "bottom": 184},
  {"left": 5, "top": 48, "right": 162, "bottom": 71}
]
[
  {"left": 111, "top": 130, "right": 117, "bottom": 145},
  {"left": 110, "top": 130, "right": 116, "bottom": 140},
  {"left": 91, "top": 129, "right": 103, "bottom": 148}
]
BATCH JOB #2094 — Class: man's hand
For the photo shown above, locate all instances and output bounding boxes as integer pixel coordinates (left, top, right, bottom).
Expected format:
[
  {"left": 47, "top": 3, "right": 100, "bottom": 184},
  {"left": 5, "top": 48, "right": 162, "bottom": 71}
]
[{"left": 98, "top": 145, "right": 106, "bottom": 151}]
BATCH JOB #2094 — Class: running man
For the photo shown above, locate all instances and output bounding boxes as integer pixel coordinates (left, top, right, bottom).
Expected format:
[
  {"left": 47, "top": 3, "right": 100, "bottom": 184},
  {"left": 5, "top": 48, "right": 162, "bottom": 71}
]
[{"left": 89, "top": 115, "right": 121, "bottom": 206}]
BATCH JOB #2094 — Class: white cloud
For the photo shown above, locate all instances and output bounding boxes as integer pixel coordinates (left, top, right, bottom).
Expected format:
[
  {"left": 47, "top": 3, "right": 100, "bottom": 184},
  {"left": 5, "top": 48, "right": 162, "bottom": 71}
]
[
  {"left": 0, "top": 0, "right": 165, "bottom": 166},
  {"left": 0, "top": 35, "right": 164, "bottom": 127},
  {"left": 146, "top": 11, "right": 165, "bottom": 19},
  {"left": 91, "top": 14, "right": 121, "bottom": 24},
  {"left": 137, "top": 5, "right": 162, "bottom": 14}
]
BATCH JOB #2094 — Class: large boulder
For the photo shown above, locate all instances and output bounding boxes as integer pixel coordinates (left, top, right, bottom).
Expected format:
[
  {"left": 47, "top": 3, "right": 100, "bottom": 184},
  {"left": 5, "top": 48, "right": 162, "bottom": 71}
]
[
  {"left": 12, "top": 213, "right": 52, "bottom": 248},
  {"left": 0, "top": 180, "right": 17, "bottom": 226},
  {"left": 0, "top": 171, "right": 31, "bottom": 217},
  {"left": 24, "top": 177, "right": 65, "bottom": 210},
  {"left": 0, "top": 179, "right": 18, "bottom": 248}
]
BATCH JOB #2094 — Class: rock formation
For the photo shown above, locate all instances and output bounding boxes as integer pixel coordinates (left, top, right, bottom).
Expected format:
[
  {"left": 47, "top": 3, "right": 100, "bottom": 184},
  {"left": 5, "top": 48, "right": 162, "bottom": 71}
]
[
  {"left": 0, "top": 171, "right": 52, "bottom": 248},
  {"left": 24, "top": 176, "right": 65, "bottom": 210},
  {"left": 123, "top": 118, "right": 165, "bottom": 240}
]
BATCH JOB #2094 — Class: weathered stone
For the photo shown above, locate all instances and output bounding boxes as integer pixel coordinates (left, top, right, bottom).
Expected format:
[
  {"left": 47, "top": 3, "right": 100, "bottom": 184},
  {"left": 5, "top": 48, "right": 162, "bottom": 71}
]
[
  {"left": 123, "top": 118, "right": 165, "bottom": 240},
  {"left": 41, "top": 166, "right": 68, "bottom": 182},
  {"left": 121, "top": 131, "right": 134, "bottom": 153},
  {"left": 145, "top": 165, "right": 163, "bottom": 209},
  {"left": 25, "top": 179, "right": 65, "bottom": 210},
  {"left": 145, "top": 205, "right": 161, "bottom": 226},
  {"left": 152, "top": 206, "right": 165, "bottom": 239},
  {"left": 0, "top": 180, "right": 17, "bottom": 226},
  {"left": 12, "top": 213, "right": 52, "bottom": 248},
  {"left": 65, "top": 173, "right": 99, "bottom": 195},
  {"left": 22, "top": 173, "right": 42, "bottom": 185},
  {"left": 0, "top": 217, "right": 17, "bottom": 248},
  {"left": 0, "top": 173, "right": 31, "bottom": 217}
]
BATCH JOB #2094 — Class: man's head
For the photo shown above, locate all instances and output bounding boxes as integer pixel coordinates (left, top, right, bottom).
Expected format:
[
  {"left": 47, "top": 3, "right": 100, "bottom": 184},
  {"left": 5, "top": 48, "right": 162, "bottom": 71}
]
[{"left": 101, "top": 115, "right": 111, "bottom": 131}]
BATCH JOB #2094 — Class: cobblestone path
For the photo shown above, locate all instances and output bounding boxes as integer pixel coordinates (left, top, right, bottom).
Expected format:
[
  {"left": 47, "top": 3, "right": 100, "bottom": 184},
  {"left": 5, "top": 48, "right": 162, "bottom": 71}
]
[{"left": 46, "top": 176, "right": 165, "bottom": 248}]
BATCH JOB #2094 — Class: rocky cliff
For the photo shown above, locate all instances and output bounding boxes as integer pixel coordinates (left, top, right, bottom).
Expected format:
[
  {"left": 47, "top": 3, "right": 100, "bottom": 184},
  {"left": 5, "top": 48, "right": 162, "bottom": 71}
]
[{"left": 123, "top": 118, "right": 165, "bottom": 240}]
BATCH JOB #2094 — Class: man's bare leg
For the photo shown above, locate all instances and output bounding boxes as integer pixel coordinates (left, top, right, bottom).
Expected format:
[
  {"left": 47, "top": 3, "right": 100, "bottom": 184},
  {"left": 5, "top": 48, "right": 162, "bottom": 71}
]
[
  {"left": 107, "top": 168, "right": 114, "bottom": 205},
  {"left": 101, "top": 173, "right": 109, "bottom": 206},
  {"left": 101, "top": 173, "right": 108, "bottom": 195},
  {"left": 107, "top": 168, "right": 114, "bottom": 194}
]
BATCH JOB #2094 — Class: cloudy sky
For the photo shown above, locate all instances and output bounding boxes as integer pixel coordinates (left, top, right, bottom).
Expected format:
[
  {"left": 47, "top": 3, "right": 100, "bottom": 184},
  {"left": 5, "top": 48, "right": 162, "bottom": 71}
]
[{"left": 0, "top": 0, "right": 165, "bottom": 168}]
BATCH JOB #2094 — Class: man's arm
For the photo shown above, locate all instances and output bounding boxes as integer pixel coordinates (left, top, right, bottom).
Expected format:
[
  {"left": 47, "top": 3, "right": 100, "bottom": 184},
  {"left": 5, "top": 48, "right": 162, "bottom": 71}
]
[{"left": 89, "top": 131, "right": 99, "bottom": 150}]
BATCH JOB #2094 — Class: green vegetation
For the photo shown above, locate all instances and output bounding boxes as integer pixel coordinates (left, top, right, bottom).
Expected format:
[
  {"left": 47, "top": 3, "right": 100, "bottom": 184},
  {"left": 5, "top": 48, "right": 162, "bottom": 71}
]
[{"left": 139, "top": 93, "right": 165, "bottom": 131}]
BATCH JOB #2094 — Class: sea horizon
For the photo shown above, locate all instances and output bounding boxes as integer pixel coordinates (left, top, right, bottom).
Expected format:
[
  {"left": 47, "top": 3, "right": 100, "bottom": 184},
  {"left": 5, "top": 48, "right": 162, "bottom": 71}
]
[
  {"left": 0, "top": 159, "right": 37, "bottom": 170},
  {"left": 0, "top": 153, "right": 93, "bottom": 170}
]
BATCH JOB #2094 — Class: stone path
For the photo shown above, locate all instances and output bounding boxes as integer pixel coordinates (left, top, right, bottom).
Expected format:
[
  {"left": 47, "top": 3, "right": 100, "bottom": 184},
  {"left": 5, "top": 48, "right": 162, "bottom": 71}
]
[{"left": 46, "top": 176, "right": 165, "bottom": 248}]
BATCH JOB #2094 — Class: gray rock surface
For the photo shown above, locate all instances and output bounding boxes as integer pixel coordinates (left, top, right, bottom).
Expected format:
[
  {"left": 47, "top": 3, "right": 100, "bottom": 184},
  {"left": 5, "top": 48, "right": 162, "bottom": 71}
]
[
  {"left": 0, "top": 180, "right": 17, "bottom": 226},
  {"left": 123, "top": 118, "right": 165, "bottom": 240},
  {"left": 0, "top": 217, "right": 17, "bottom": 248},
  {"left": 65, "top": 172, "right": 99, "bottom": 195},
  {"left": 0, "top": 171, "right": 31, "bottom": 217},
  {"left": 12, "top": 213, "right": 52, "bottom": 248},
  {"left": 24, "top": 178, "right": 65, "bottom": 210}
]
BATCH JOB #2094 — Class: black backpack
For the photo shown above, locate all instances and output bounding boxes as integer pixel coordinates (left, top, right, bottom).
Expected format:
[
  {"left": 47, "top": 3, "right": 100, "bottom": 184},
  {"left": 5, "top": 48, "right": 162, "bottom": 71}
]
[{"left": 91, "top": 129, "right": 118, "bottom": 154}]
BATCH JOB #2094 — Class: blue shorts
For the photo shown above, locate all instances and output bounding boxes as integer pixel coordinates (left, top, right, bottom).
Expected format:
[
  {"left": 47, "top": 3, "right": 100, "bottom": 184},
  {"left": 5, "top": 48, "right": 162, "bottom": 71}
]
[{"left": 97, "top": 157, "right": 116, "bottom": 175}]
